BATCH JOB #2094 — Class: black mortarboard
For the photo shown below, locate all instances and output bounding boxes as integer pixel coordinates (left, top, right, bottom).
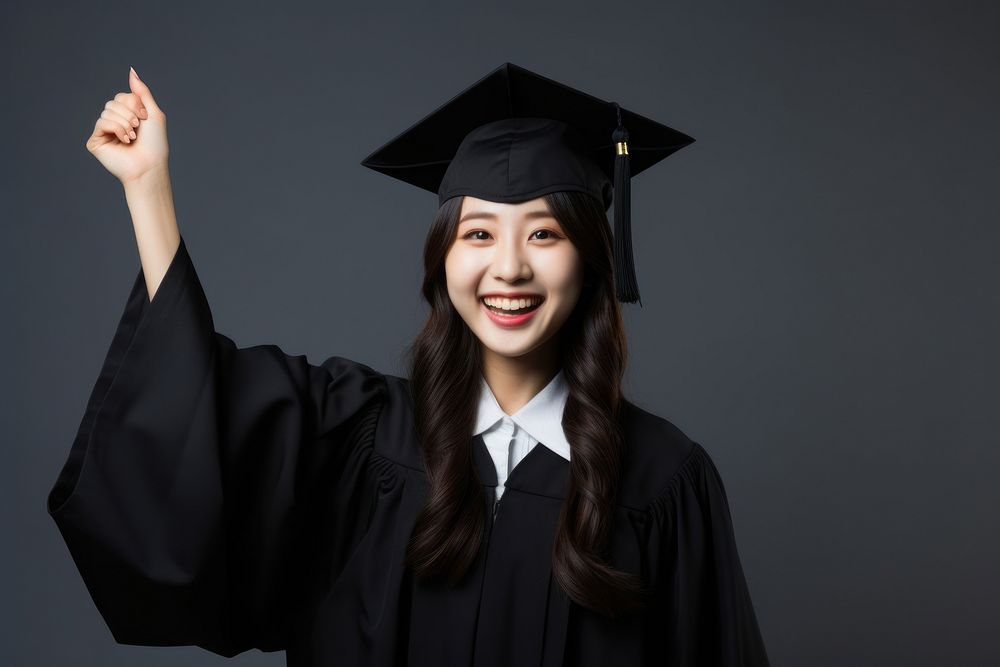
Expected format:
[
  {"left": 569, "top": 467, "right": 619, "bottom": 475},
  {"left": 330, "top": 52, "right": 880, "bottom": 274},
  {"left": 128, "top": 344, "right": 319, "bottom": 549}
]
[{"left": 360, "top": 62, "right": 695, "bottom": 305}]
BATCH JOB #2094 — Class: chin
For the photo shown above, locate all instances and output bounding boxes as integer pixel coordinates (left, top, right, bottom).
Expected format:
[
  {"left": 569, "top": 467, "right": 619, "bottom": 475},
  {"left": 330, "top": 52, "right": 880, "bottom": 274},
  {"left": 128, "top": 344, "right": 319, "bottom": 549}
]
[
  {"left": 478, "top": 332, "right": 550, "bottom": 358},
  {"left": 482, "top": 346, "right": 541, "bottom": 360}
]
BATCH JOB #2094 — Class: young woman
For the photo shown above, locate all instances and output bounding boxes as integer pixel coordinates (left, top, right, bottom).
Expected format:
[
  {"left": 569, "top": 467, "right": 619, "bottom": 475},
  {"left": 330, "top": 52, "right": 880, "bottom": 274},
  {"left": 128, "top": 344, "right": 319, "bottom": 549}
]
[{"left": 48, "top": 64, "right": 770, "bottom": 666}]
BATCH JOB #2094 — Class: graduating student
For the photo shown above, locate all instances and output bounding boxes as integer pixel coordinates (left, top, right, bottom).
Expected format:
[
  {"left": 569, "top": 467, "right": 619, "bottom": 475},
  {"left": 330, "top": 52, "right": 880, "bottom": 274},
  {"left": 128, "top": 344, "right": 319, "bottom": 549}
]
[{"left": 48, "top": 62, "right": 771, "bottom": 666}]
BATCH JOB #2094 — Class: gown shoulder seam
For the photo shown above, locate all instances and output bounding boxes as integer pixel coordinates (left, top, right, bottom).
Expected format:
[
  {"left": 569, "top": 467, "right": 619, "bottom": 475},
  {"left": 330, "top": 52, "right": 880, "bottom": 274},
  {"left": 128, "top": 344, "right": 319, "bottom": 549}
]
[{"left": 647, "top": 440, "right": 708, "bottom": 512}]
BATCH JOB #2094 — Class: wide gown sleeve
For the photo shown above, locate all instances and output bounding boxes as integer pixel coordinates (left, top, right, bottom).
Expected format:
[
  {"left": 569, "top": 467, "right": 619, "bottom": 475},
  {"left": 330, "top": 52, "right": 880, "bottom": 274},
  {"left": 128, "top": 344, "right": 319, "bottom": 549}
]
[
  {"left": 644, "top": 442, "right": 771, "bottom": 666},
  {"left": 46, "top": 235, "right": 386, "bottom": 658}
]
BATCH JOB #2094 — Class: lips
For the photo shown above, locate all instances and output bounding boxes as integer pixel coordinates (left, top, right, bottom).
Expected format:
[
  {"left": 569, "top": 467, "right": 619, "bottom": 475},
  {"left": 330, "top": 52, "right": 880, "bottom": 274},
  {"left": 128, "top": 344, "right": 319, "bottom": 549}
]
[
  {"left": 480, "top": 297, "right": 544, "bottom": 315},
  {"left": 480, "top": 298, "right": 542, "bottom": 327},
  {"left": 479, "top": 293, "right": 544, "bottom": 301}
]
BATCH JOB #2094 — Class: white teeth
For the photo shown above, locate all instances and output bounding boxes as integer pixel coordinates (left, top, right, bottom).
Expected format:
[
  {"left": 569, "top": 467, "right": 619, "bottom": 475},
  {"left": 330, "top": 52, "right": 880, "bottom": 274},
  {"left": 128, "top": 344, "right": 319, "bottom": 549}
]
[{"left": 482, "top": 296, "right": 543, "bottom": 311}]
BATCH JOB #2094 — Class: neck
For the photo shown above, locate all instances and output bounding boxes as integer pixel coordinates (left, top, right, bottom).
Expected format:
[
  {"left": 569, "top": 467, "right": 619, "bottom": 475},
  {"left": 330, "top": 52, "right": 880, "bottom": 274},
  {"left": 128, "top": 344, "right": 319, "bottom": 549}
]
[{"left": 480, "top": 340, "right": 560, "bottom": 416}]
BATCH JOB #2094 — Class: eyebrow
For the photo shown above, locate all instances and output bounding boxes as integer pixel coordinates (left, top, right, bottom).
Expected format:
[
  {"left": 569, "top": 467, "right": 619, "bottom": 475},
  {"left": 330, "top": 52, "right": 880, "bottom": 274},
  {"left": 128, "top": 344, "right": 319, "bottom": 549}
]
[{"left": 458, "top": 210, "right": 556, "bottom": 224}]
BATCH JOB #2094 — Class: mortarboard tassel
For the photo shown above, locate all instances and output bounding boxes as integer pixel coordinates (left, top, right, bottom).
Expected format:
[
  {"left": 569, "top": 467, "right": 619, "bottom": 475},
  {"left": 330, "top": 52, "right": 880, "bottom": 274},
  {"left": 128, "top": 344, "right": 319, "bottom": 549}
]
[{"left": 611, "top": 103, "right": 641, "bottom": 306}]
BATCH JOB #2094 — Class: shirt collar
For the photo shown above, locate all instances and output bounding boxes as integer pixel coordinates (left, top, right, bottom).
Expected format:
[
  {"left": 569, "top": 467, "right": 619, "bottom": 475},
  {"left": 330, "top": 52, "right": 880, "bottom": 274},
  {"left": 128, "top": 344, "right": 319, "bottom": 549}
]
[{"left": 472, "top": 369, "right": 571, "bottom": 462}]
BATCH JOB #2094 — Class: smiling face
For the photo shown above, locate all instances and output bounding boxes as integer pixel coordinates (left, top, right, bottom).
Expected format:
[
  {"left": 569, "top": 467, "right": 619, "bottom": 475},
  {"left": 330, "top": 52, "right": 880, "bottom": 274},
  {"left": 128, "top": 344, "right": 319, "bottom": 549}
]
[{"left": 444, "top": 195, "right": 585, "bottom": 365}]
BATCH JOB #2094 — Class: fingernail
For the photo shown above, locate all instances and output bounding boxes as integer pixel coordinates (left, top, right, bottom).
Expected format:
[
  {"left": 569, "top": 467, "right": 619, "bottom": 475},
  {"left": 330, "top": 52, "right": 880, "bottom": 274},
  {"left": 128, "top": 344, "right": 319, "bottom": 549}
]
[
  {"left": 130, "top": 66, "right": 139, "bottom": 79},
  {"left": 139, "top": 107, "right": 147, "bottom": 118}
]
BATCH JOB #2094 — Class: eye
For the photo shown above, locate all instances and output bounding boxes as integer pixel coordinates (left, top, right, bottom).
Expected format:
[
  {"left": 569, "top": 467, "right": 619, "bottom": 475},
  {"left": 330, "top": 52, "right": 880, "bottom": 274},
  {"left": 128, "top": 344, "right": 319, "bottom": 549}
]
[{"left": 461, "top": 229, "right": 564, "bottom": 241}]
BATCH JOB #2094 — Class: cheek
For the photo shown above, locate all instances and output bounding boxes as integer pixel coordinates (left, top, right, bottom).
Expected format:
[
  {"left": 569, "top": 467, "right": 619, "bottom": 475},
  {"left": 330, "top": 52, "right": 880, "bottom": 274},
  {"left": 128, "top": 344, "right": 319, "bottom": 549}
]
[
  {"left": 546, "top": 252, "right": 585, "bottom": 303},
  {"left": 444, "top": 250, "right": 481, "bottom": 301}
]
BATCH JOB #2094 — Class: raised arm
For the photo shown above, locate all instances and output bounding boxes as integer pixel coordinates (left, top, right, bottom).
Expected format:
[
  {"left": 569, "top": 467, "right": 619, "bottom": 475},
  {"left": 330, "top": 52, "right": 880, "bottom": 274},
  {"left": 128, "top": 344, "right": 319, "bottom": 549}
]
[
  {"left": 84, "top": 66, "right": 178, "bottom": 300},
  {"left": 52, "top": 68, "right": 388, "bottom": 658}
]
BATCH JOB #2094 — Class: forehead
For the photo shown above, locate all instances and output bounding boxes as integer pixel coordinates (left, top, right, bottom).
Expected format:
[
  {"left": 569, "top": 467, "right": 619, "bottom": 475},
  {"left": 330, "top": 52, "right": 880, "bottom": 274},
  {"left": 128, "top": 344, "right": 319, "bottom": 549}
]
[{"left": 458, "top": 195, "right": 554, "bottom": 222}]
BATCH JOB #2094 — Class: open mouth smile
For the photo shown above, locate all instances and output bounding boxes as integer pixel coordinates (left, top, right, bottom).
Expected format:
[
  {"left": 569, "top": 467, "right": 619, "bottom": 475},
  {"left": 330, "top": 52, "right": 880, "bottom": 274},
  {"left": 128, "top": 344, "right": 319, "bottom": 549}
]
[{"left": 480, "top": 296, "right": 544, "bottom": 327}]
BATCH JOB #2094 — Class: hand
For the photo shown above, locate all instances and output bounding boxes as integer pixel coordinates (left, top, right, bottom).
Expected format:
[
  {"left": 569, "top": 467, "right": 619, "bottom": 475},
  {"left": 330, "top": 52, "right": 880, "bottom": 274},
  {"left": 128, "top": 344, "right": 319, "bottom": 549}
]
[{"left": 85, "top": 67, "right": 170, "bottom": 185}]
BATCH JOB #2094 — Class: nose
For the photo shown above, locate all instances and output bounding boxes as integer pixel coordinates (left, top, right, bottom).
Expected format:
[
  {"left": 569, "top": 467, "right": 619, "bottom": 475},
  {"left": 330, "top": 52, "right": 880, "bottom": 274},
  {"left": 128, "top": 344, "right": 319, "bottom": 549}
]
[{"left": 490, "top": 236, "right": 532, "bottom": 282}]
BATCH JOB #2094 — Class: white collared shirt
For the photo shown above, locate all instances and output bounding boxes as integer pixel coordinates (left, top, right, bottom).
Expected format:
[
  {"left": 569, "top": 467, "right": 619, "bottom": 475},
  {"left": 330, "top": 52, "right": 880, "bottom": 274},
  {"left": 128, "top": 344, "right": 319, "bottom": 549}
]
[{"left": 472, "top": 369, "right": 571, "bottom": 500}]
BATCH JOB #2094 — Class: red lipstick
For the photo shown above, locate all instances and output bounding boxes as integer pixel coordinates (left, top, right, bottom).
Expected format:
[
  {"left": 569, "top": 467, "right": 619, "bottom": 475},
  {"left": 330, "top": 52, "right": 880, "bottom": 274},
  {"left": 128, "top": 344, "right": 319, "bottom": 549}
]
[{"left": 480, "top": 298, "right": 542, "bottom": 328}]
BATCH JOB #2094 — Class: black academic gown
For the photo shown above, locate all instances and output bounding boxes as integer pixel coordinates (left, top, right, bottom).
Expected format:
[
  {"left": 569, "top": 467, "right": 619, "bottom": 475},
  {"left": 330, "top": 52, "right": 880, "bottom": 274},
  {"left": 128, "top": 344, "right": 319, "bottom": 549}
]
[{"left": 47, "top": 236, "right": 771, "bottom": 666}]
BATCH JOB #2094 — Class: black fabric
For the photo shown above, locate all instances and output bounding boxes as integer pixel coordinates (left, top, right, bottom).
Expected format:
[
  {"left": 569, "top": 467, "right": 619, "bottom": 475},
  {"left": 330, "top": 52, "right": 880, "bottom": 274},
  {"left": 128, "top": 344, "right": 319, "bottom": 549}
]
[
  {"left": 358, "top": 62, "right": 695, "bottom": 207},
  {"left": 437, "top": 116, "right": 615, "bottom": 210},
  {"left": 47, "top": 236, "right": 770, "bottom": 666}
]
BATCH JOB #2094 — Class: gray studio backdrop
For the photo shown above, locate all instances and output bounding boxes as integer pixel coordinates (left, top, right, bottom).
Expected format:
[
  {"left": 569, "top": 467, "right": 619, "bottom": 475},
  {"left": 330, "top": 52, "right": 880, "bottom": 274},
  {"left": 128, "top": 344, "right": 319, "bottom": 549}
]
[{"left": 6, "top": 1, "right": 998, "bottom": 665}]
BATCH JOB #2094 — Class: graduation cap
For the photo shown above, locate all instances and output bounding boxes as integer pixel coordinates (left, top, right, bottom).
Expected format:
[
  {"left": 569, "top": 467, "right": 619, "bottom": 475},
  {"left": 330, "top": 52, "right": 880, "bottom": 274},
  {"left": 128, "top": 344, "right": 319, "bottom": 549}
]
[{"left": 360, "top": 62, "right": 695, "bottom": 305}]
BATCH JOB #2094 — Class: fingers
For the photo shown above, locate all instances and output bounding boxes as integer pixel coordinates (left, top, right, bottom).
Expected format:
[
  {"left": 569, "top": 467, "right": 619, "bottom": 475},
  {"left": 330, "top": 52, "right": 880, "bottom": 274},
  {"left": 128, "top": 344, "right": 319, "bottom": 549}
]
[
  {"left": 128, "top": 66, "right": 162, "bottom": 115},
  {"left": 85, "top": 66, "right": 161, "bottom": 151},
  {"left": 105, "top": 98, "right": 141, "bottom": 131},
  {"left": 114, "top": 91, "right": 148, "bottom": 120},
  {"left": 96, "top": 115, "right": 134, "bottom": 144},
  {"left": 100, "top": 107, "right": 136, "bottom": 142}
]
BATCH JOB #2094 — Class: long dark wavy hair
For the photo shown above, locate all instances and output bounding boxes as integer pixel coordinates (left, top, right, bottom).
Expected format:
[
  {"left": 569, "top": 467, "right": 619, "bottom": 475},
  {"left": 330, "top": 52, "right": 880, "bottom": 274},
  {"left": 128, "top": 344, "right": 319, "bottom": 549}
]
[{"left": 401, "top": 190, "right": 650, "bottom": 617}]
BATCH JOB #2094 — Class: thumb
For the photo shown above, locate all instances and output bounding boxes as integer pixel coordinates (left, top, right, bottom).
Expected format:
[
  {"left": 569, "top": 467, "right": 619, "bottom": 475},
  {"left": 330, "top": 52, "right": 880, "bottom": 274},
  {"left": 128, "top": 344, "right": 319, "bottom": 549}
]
[{"left": 129, "top": 66, "right": 161, "bottom": 113}]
